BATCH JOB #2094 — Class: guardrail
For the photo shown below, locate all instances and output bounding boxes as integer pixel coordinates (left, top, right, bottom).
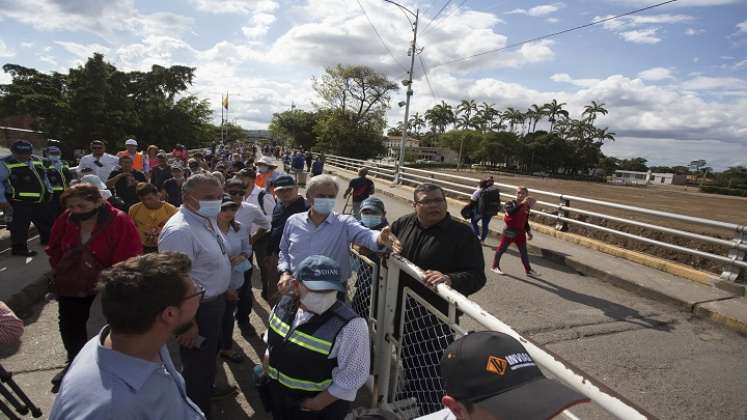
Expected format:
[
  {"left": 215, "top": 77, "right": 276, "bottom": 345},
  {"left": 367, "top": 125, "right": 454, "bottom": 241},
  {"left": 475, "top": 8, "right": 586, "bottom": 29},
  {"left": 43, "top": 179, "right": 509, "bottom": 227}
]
[
  {"left": 348, "top": 249, "right": 652, "bottom": 419},
  {"left": 324, "top": 154, "right": 746, "bottom": 283}
]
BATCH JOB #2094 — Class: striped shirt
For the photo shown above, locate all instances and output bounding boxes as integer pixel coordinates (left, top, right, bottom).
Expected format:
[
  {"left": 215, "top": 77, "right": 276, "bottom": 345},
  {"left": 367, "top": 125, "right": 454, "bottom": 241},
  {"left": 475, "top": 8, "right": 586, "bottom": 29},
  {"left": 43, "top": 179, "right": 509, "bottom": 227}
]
[{"left": 0, "top": 303, "right": 24, "bottom": 344}]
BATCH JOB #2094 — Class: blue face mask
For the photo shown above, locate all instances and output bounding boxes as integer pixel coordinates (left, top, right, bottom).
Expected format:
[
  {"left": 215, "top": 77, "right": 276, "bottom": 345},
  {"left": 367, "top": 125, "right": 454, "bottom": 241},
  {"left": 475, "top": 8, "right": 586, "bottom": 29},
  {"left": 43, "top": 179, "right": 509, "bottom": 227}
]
[
  {"left": 313, "top": 198, "right": 336, "bottom": 214},
  {"left": 196, "top": 200, "right": 222, "bottom": 218},
  {"left": 361, "top": 215, "right": 383, "bottom": 227},
  {"left": 233, "top": 259, "right": 252, "bottom": 273},
  {"left": 49, "top": 155, "right": 61, "bottom": 162}
]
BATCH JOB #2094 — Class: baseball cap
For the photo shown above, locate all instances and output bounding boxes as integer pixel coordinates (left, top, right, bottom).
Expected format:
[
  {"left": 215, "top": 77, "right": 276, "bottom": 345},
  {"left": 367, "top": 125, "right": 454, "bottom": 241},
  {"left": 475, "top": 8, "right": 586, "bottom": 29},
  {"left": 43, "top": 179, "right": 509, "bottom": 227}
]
[
  {"left": 125, "top": 138, "right": 138, "bottom": 146},
  {"left": 221, "top": 194, "right": 239, "bottom": 209},
  {"left": 360, "top": 197, "right": 385, "bottom": 213},
  {"left": 10, "top": 140, "right": 33, "bottom": 154},
  {"left": 294, "top": 255, "right": 345, "bottom": 292},
  {"left": 272, "top": 175, "right": 296, "bottom": 191},
  {"left": 441, "top": 332, "right": 589, "bottom": 420},
  {"left": 257, "top": 156, "right": 277, "bottom": 167}
]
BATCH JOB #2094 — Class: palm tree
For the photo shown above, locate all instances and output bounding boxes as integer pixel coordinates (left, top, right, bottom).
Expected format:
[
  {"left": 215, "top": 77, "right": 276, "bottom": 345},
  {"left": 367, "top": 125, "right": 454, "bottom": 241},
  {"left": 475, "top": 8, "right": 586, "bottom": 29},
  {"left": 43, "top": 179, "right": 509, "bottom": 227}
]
[
  {"left": 456, "top": 99, "right": 478, "bottom": 130},
  {"left": 529, "top": 103, "right": 546, "bottom": 133},
  {"left": 582, "top": 101, "right": 608, "bottom": 123},
  {"left": 594, "top": 127, "right": 616, "bottom": 142},
  {"left": 504, "top": 107, "right": 525, "bottom": 134},
  {"left": 424, "top": 101, "right": 455, "bottom": 133},
  {"left": 544, "top": 99, "right": 569, "bottom": 132},
  {"left": 409, "top": 112, "right": 426, "bottom": 138}
]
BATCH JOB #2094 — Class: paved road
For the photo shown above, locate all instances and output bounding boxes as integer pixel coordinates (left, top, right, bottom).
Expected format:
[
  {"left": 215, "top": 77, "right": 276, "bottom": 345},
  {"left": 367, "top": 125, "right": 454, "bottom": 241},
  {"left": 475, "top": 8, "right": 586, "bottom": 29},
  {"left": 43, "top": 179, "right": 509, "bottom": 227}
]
[{"left": 1, "top": 190, "right": 746, "bottom": 419}]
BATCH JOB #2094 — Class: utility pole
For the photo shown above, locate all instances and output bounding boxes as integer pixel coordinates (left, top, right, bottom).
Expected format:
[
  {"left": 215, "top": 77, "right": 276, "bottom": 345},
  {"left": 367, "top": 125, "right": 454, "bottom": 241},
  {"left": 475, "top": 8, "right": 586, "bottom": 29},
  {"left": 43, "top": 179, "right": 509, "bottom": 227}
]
[{"left": 384, "top": 0, "right": 419, "bottom": 183}]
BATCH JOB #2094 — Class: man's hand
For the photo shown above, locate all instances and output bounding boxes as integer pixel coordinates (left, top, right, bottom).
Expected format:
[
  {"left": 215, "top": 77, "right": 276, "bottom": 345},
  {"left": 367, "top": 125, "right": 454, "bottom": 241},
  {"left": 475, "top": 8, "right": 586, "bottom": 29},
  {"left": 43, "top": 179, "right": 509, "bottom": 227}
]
[
  {"left": 378, "top": 226, "right": 402, "bottom": 253},
  {"left": 277, "top": 272, "right": 296, "bottom": 295},
  {"left": 176, "top": 322, "right": 199, "bottom": 348},
  {"left": 226, "top": 289, "right": 239, "bottom": 302},
  {"left": 423, "top": 270, "right": 451, "bottom": 288},
  {"left": 300, "top": 391, "right": 337, "bottom": 411}
]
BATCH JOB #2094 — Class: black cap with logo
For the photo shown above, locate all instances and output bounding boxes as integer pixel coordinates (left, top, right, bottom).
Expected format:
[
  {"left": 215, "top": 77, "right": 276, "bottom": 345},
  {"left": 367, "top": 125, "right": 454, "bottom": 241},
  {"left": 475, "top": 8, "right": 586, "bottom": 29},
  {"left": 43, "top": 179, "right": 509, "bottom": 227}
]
[
  {"left": 440, "top": 331, "right": 589, "bottom": 420},
  {"left": 10, "top": 140, "right": 33, "bottom": 154}
]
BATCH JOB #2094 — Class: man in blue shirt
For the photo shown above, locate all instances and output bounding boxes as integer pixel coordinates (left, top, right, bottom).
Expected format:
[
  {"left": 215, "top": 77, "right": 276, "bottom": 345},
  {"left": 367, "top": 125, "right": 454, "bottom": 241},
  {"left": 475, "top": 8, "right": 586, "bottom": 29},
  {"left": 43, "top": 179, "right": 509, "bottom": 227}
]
[{"left": 49, "top": 252, "right": 206, "bottom": 420}]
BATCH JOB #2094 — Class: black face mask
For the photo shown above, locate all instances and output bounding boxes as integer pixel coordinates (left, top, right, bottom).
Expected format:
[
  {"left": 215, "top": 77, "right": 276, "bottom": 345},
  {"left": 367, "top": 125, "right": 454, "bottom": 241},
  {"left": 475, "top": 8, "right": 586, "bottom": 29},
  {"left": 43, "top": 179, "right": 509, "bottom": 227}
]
[{"left": 70, "top": 207, "right": 99, "bottom": 223}]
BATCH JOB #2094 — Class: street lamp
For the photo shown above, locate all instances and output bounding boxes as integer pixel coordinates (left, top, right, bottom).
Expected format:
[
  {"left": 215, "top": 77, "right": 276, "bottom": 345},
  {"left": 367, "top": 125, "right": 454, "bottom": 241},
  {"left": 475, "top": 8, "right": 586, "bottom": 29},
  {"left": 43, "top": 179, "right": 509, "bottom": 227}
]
[{"left": 383, "top": 0, "right": 419, "bottom": 183}]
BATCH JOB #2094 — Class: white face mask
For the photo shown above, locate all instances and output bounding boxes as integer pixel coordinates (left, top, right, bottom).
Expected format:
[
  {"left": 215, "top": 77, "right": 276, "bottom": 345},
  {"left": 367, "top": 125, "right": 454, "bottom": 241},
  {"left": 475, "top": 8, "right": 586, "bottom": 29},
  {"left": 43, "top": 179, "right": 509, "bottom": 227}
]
[
  {"left": 300, "top": 290, "right": 338, "bottom": 314},
  {"left": 312, "top": 198, "right": 336, "bottom": 214},
  {"left": 196, "top": 199, "right": 222, "bottom": 218}
]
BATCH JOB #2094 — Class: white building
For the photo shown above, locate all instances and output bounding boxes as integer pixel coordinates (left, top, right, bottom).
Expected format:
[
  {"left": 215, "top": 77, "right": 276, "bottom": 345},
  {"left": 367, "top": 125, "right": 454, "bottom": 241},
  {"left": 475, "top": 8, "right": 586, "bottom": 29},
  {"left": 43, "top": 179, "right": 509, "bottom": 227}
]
[{"left": 612, "top": 170, "right": 687, "bottom": 185}]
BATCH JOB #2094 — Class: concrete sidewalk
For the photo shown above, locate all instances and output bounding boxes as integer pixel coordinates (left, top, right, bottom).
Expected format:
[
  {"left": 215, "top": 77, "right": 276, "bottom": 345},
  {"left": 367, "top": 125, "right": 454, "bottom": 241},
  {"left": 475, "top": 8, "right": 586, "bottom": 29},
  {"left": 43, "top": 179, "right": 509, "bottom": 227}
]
[{"left": 326, "top": 166, "right": 747, "bottom": 335}]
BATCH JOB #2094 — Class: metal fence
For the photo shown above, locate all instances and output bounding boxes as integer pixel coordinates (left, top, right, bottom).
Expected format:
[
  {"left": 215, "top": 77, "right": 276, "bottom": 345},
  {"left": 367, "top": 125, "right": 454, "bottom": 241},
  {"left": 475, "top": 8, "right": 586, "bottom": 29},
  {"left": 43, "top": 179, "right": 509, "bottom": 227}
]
[
  {"left": 324, "top": 154, "right": 746, "bottom": 283},
  {"left": 348, "top": 250, "right": 651, "bottom": 419}
]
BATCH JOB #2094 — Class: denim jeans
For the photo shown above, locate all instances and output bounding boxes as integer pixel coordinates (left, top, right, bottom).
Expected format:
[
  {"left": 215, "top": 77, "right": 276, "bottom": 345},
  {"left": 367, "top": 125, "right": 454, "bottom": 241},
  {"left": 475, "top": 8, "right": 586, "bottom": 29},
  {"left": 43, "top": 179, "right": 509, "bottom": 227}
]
[{"left": 470, "top": 214, "right": 492, "bottom": 241}]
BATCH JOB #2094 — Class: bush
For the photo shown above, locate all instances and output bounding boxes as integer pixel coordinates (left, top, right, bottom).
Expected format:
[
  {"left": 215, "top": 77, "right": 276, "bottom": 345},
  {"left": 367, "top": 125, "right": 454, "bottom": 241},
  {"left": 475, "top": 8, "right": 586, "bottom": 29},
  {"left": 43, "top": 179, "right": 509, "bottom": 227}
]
[{"left": 699, "top": 185, "right": 747, "bottom": 197}]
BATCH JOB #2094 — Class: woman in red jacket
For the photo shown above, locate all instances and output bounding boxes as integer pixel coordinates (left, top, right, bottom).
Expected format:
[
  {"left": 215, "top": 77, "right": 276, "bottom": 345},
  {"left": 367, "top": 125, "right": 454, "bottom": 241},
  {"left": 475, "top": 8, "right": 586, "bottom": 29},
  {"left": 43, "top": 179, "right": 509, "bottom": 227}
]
[
  {"left": 45, "top": 183, "right": 142, "bottom": 391},
  {"left": 491, "top": 186, "right": 538, "bottom": 277}
]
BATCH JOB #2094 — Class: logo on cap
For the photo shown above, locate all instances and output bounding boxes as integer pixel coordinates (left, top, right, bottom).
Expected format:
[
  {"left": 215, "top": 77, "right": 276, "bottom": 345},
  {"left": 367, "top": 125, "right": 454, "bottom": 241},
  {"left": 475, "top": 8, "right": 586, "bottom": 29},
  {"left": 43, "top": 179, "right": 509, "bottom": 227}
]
[{"left": 486, "top": 356, "right": 508, "bottom": 376}]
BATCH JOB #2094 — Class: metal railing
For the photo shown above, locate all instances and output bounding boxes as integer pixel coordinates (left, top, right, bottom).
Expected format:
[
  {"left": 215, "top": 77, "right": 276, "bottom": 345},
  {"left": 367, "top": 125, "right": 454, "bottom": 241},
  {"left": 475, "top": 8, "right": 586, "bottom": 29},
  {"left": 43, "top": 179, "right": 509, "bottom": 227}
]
[
  {"left": 324, "top": 154, "right": 746, "bottom": 282},
  {"left": 350, "top": 250, "right": 651, "bottom": 419}
]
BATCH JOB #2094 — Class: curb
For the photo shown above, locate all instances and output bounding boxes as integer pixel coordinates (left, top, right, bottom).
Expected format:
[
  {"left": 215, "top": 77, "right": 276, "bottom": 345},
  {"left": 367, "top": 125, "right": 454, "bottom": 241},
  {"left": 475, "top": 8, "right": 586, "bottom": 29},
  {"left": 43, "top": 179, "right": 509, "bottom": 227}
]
[{"left": 327, "top": 168, "right": 747, "bottom": 335}]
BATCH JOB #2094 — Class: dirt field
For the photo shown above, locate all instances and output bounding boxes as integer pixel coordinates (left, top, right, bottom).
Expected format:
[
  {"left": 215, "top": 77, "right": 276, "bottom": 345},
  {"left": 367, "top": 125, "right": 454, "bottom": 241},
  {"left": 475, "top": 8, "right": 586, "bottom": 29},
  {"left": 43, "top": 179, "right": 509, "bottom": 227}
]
[{"left": 434, "top": 169, "right": 747, "bottom": 275}]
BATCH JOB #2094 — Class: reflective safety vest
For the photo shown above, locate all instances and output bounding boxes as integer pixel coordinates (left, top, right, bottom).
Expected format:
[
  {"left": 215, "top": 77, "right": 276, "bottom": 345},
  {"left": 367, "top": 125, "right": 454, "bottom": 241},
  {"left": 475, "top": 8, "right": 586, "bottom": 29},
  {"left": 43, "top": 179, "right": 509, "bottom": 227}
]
[
  {"left": 2, "top": 156, "right": 47, "bottom": 203},
  {"left": 117, "top": 151, "right": 145, "bottom": 171},
  {"left": 45, "top": 161, "right": 70, "bottom": 193},
  {"left": 266, "top": 295, "right": 358, "bottom": 399}
]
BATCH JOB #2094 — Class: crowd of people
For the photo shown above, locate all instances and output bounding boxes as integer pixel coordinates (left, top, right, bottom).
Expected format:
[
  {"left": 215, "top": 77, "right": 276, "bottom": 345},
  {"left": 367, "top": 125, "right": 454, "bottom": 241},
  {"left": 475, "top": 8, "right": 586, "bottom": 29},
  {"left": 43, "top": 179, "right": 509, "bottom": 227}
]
[{"left": 0, "top": 137, "right": 585, "bottom": 420}]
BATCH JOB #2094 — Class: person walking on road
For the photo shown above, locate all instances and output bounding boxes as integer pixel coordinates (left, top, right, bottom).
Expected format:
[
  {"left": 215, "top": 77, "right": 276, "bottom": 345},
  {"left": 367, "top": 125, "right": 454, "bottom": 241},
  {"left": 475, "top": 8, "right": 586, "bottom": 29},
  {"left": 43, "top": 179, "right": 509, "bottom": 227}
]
[
  {"left": 491, "top": 186, "right": 538, "bottom": 277},
  {"left": 470, "top": 177, "right": 501, "bottom": 242},
  {"left": 44, "top": 145, "right": 74, "bottom": 219},
  {"left": 0, "top": 140, "right": 54, "bottom": 256},
  {"left": 343, "top": 168, "right": 374, "bottom": 220},
  {"left": 46, "top": 182, "right": 142, "bottom": 392},
  {"left": 49, "top": 252, "right": 206, "bottom": 420},
  {"left": 158, "top": 173, "right": 236, "bottom": 415}
]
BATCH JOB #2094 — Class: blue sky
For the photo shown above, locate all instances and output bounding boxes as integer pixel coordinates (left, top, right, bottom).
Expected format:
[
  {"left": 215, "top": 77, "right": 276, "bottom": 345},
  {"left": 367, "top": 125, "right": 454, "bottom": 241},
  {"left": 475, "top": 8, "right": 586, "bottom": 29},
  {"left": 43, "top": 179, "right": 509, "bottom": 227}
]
[{"left": 1, "top": 0, "right": 746, "bottom": 169}]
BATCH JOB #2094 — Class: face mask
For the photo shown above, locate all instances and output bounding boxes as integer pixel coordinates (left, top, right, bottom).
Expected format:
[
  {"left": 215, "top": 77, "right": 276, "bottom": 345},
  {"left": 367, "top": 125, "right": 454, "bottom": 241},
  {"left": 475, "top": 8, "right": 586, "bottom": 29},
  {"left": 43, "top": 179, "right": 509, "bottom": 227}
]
[
  {"left": 49, "top": 155, "right": 61, "bottom": 162},
  {"left": 70, "top": 207, "right": 99, "bottom": 223},
  {"left": 312, "top": 198, "right": 336, "bottom": 214},
  {"left": 233, "top": 259, "right": 252, "bottom": 273},
  {"left": 196, "top": 200, "right": 222, "bottom": 218},
  {"left": 361, "top": 215, "right": 383, "bottom": 228},
  {"left": 300, "top": 290, "right": 338, "bottom": 314}
]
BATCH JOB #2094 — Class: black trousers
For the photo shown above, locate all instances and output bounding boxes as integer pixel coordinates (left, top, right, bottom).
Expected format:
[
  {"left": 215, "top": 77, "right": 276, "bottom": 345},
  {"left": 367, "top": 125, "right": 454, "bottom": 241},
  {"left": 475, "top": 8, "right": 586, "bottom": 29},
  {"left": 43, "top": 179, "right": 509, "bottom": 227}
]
[
  {"left": 235, "top": 269, "right": 254, "bottom": 324},
  {"left": 180, "top": 295, "right": 226, "bottom": 416},
  {"left": 268, "top": 381, "right": 351, "bottom": 420},
  {"left": 221, "top": 298, "right": 237, "bottom": 350},
  {"left": 9, "top": 201, "right": 51, "bottom": 249},
  {"left": 57, "top": 295, "right": 96, "bottom": 362}
]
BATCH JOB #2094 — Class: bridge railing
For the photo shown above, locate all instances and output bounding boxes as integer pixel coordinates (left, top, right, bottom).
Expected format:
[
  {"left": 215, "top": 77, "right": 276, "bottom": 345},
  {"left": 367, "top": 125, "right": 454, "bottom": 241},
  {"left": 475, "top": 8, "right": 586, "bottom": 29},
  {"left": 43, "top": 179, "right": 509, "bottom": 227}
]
[
  {"left": 349, "top": 250, "right": 651, "bottom": 419},
  {"left": 324, "top": 154, "right": 746, "bottom": 283}
]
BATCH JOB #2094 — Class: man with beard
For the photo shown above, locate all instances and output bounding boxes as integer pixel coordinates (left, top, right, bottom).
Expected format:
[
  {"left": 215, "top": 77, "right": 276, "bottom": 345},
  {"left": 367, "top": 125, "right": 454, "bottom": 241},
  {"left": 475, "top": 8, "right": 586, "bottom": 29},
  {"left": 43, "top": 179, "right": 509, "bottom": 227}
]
[{"left": 49, "top": 252, "right": 206, "bottom": 420}]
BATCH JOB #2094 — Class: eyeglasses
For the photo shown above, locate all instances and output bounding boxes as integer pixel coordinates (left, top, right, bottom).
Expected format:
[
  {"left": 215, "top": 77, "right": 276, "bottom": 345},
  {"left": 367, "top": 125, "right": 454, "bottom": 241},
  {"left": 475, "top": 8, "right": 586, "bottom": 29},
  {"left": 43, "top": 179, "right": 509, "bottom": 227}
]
[
  {"left": 415, "top": 198, "right": 445, "bottom": 206},
  {"left": 183, "top": 282, "right": 206, "bottom": 302},
  {"left": 227, "top": 190, "right": 245, "bottom": 196}
]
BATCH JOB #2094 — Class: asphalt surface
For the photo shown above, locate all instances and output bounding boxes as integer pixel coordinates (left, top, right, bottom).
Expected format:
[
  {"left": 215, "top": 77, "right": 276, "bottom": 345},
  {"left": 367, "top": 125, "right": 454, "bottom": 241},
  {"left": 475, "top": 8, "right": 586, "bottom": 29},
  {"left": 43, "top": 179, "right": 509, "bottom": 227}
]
[{"left": 1, "top": 189, "right": 746, "bottom": 419}]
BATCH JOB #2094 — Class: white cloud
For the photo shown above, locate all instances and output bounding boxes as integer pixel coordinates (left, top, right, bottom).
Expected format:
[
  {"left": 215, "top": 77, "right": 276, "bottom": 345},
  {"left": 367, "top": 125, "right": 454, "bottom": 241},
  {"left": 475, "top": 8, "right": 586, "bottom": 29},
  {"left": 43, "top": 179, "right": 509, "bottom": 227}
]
[
  {"left": 0, "top": 39, "right": 15, "bottom": 57},
  {"left": 190, "top": 0, "right": 278, "bottom": 15},
  {"left": 621, "top": 28, "right": 662, "bottom": 44},
  {"left": 55, "top": 41, "right": 111, "bottom": 61},
  {"left": 638, "top": 67, "right": 674, "bottom": 81},
  {"left": 680, "top": 76, "right": 747, "bottom": 91},
  {"left": 608, "top": 0, "right": 742, "bottom": 6},
  {"left": 0, "top": 71, "right": 11, "bottom": 85},
  {"left": 685, "top": 27, "right": 705, "bottom": 35},
  {"left": 506, "top": 3, "right": 565, "bottom": 17},
  {"left": 738, "top": 19, "right": 747, "bottom": 33},
  {"left": 20, "top": 42, "right": 34, "bottom": 48},
  {"left": 242, "top": 12, "right": 276, "bottom": 39},
  {"left": 550, "top": 73, "right": 601, "bottom": 88},
  {"left": 546, "top": 17, "right": 559, "bottom": 23}
]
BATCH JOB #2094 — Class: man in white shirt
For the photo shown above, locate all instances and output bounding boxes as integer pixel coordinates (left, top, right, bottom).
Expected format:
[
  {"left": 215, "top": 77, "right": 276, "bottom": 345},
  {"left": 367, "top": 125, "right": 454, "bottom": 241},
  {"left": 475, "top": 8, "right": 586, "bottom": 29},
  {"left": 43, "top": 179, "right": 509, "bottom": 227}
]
[
  {"left": 77, "top": 140, "right": 119, "bottom": 181},
  {"left": 158, "top": 173, "right": 234, "bottom": 416}
]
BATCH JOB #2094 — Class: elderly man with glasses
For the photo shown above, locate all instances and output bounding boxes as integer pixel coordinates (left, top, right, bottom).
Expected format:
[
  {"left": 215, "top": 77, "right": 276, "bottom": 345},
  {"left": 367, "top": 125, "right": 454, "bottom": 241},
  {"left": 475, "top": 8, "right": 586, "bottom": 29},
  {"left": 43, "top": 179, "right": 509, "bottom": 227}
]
[{"left": 158, "top": 173, "right": 236, "bottom": 417}]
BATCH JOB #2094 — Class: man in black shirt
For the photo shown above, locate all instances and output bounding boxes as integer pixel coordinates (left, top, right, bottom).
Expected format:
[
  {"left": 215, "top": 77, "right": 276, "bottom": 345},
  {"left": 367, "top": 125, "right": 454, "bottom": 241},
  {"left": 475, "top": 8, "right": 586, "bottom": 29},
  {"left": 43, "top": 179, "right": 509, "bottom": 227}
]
[
  {"left": 160, "top": 166, "right": 184, "bottom": 207},
  {"left": 343, "top": 168, "right": 375, "bottom": 220},
  {"left": 106, "top": 155, "right": 146, "bottom": 210},
  {"left": 148, "top": 154, "right": 172, "bottom": 189},
  {"left": 390, "top": 183, "right": 486, "bottom": 415}
]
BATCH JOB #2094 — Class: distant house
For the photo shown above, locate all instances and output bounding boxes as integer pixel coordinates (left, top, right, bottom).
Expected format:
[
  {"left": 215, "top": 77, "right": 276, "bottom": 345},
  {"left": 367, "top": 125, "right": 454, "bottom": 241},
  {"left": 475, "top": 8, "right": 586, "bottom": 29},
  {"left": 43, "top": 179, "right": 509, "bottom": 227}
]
[
  {"left": 383, "top": 136, "right": 458, "bottom": 164},
  {"left": 612, "top": 170, "right": 687, "bottom": 186}
]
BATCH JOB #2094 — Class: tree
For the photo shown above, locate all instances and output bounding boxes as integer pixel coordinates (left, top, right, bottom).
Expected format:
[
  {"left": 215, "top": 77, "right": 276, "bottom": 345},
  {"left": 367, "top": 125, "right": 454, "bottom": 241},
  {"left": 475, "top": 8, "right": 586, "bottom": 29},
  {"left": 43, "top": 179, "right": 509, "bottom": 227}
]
[
  {"left": 424, "top": 101, "right": 454, "bottom": 133},
  {"left": 619, "top": 157, "right": 649, "bottom": 172},
  {"left": 582, "top": 101, "right": 608, "bottom": 123},
  {"left": 437, "top": 129, "right": 482, "bottom": 169},
  {"left": 528, "top": 103, "right": 546, "bottom": 133},
  {"left": 313, "top": 109, "right": 385, "bottom": 159},
  {"left": 269, "top": 109, "right": 318, "bottom": 150},
  {"left": 455, "top": 99, "right": 477, "bottom": 130},
  {"left": 544, "top": 99, "right": 568, "bottom": 132},
  {"left": 503, "top": 107, "right": 524, "bottom": 134},
  {"left": 409, "top": 112, "right": 425, "bottom": 138},
  {"left": 476, "top": 131, "right": 519, "bottom": 167}
]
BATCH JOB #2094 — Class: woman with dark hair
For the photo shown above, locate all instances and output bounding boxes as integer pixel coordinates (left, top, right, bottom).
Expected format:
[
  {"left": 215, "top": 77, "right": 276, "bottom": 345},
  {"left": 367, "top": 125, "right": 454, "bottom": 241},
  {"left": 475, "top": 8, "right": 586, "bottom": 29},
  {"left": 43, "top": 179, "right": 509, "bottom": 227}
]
[
  {"left": 145, "top": 144, "right": 160, "bottom": 174},
  {"left": 45, "top": 182, "right": 143, "bottom": 392}
]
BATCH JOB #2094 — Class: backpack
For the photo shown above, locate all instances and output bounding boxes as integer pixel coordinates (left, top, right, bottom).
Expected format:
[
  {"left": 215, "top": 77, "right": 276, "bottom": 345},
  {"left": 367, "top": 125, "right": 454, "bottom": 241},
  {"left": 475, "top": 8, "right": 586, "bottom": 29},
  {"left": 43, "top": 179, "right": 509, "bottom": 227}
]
[{"left": 478, "top": 187, "right": 501, "bottom": 216}]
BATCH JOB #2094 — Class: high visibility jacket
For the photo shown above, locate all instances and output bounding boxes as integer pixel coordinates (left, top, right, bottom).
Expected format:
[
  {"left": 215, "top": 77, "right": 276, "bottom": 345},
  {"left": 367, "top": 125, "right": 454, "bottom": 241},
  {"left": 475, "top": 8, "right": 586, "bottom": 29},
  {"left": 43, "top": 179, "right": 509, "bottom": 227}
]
[
  {"left": 45, "top": 161, "right": 71, "bottom": 194},
  {"left": 117, "top": 151, "right": 145, "bottom": 171},
  {"left": 2, "top": 156, "right": 48, "bottom": 203},
  {"left": 266, "top": 295, "right": 358, "bottom": 401},
  {"left": 256, "top": 171, "right": 273, "bottom": 193}
]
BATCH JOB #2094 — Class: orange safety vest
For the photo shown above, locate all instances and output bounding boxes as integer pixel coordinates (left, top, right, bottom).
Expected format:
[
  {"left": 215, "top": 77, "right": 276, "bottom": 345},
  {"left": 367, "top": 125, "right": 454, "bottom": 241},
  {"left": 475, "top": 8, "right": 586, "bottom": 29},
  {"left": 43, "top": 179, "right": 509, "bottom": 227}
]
[
  {"left": 256, "top": 171, "right": 273, "bottom": 193},
  {"left": 117, "top": 151, "right": 145, "bottom": 171}
]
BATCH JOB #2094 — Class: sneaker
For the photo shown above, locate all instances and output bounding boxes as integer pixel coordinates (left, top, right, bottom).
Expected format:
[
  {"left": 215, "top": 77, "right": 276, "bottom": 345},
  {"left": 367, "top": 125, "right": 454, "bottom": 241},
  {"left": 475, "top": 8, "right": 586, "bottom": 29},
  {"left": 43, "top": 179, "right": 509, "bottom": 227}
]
[
  {"left": 211, "top": 384, "right": 238, "bottom": 401},
  {"left": 526, "top": 269, "right": 541, "bottom": 277},
  {"left": 490, "top": 267, "right": 505, "bottom": 275}
]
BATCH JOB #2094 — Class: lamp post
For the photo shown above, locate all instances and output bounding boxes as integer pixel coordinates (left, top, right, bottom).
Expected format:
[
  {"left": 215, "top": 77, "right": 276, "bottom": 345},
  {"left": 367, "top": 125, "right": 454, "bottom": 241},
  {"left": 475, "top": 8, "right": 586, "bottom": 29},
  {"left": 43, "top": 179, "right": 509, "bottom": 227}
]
[{"left": 384, "top": 0, "right": 419, "bottom": 183}]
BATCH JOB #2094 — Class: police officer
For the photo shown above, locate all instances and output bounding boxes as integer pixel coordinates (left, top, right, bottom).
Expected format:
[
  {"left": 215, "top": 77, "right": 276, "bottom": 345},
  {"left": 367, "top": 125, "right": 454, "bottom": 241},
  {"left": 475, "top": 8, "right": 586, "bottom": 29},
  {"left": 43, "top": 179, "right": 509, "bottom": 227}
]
[
  {"left": 44, "top": 146, "right": 74, "bottom": 219},
  {"left": 0, "top": 140, "right": 53, "bottom": 257},
  {"left": 261, "top": 255, "right": 370, "bottom": 420}
]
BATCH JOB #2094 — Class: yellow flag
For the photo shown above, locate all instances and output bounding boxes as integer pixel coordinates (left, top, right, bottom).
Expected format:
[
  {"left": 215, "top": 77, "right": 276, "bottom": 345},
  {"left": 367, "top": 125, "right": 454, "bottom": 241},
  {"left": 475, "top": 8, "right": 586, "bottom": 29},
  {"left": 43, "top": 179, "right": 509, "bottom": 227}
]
[{"left": 222, "top": 93, "right": 229, "bottom": 109}]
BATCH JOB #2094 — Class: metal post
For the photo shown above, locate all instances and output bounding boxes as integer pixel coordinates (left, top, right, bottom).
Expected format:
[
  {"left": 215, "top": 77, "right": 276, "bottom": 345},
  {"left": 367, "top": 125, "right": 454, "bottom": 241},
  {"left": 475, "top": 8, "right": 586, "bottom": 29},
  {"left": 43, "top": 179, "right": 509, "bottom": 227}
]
[
  {"left": 395, "top": 8, "right": 418, "bottom": 184},
  {"left": 721, "top": 225, "right": 746, "bottom": 282},
  {"left": 556, "top": 196, "right": 570, "bottom": 231}
]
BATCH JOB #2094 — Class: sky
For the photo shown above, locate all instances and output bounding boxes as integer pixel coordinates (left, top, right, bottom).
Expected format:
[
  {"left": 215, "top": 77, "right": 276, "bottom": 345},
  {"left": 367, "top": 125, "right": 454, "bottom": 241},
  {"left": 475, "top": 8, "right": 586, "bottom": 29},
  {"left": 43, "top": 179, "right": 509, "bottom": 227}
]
[{"left": 0, "top": 0, "right": 746, "bottom": 170}]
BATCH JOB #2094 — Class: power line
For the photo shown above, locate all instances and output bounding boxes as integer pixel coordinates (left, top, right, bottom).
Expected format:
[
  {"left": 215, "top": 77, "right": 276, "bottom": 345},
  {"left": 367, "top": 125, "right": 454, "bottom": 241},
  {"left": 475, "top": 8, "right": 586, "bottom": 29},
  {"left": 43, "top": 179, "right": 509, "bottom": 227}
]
[
  {"left": 420, "top": 0, "right": 453, "bottom": 34},
  {"left": 356, "top": 0, "right": 409, "bottom": 72},
  {"left": 418, "top": 54, "right": 439, "bottom": 101},
  {"left": 429, "top": 0, "right": 678, "bottom": 70}
]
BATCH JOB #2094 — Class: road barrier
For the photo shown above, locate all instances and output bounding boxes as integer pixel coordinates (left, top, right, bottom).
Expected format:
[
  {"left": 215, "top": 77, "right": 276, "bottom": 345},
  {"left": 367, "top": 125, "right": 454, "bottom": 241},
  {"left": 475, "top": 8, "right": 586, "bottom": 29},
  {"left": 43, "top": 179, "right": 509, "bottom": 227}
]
[
  {"left": 347, "top": 249, "right": 652, "bottom": 419},
  {"left": 324, "top": 154, "right": 746, "bottom": 283}
]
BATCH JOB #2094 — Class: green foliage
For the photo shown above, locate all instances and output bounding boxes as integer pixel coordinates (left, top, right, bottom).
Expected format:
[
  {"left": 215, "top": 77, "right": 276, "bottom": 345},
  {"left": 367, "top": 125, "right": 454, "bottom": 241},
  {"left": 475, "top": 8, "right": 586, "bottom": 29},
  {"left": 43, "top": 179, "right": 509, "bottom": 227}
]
[
  {"left": 269, "top": 109, "right": 318, "bottom": 150},
  {"left": 313, "top": 109, "right": 385, "bottom": 159},
  {"left": 0, "top": 53, "right": 214, "bottom": 156},
  {"left": 618, "top": 157, "right": 649, "bottom": 172}
]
